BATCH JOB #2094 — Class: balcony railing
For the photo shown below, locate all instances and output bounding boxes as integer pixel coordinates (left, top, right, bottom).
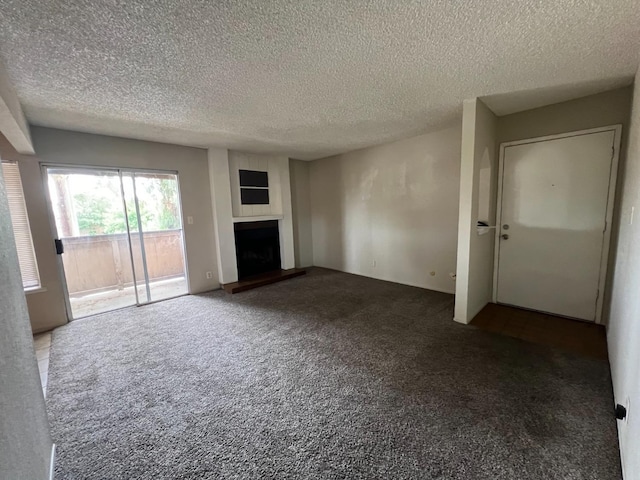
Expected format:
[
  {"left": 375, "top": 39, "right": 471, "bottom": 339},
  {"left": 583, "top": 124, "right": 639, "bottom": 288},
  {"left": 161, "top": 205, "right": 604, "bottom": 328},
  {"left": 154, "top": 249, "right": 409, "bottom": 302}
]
[{"left": 60, "top": 230, "right": 185, "bottom": 296}]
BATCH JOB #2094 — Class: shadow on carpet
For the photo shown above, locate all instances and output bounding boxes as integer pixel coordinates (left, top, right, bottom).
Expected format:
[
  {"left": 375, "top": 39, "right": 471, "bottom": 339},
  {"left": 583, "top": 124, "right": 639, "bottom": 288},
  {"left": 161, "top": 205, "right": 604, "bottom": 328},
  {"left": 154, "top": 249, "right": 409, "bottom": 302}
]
[{"left": 46, "top": 268, "right": 621, "bottom": 479}]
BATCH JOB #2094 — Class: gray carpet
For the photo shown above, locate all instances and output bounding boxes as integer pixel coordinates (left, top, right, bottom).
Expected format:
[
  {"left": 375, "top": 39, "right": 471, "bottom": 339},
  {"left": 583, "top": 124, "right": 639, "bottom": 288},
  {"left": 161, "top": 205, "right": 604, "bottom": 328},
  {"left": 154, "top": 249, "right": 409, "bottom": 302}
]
[{"left": 46, "top": 268, "right": 621, "bottom": 479}]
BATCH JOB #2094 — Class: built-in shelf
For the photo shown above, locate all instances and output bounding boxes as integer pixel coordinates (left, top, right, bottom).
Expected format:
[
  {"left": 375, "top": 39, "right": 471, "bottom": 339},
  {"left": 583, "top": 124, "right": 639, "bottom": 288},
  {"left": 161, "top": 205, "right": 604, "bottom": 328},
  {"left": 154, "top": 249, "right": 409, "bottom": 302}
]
[{"left": 232, "top": 215, "right": 284, "bottom": 223}]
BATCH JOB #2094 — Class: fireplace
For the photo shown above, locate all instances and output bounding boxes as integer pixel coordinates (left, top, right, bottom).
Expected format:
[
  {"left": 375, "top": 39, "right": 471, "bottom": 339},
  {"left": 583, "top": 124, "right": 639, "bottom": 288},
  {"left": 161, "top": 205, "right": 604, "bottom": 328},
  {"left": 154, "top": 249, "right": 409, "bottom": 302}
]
[{"left": 234, "top": 220, "right": 281, "bottom": 280}]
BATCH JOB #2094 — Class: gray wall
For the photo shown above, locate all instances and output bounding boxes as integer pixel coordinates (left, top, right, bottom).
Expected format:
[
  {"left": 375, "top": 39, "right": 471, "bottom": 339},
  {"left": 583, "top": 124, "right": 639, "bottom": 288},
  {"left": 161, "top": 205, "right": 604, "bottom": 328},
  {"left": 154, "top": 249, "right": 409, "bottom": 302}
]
[
  {"left": 289, "top": 159, "right": 313, "bottom": 268},
  {"left": 496, "top": 86, "right": 633, "bottom": 144},
  {"left": 308, "top": 124, "right": 461, "bottom": 293},
  {"left": 608, "top": 72, "right": 640, "bottom": 480},
  {"left": 0, "top": 169, "right": 53, "bottom": 479},
  {"left": 0, "top": 134, "right": 68, "bottom": 332},
  {"left": 17, "top": 127, "right": 220, "bottom": 331}
]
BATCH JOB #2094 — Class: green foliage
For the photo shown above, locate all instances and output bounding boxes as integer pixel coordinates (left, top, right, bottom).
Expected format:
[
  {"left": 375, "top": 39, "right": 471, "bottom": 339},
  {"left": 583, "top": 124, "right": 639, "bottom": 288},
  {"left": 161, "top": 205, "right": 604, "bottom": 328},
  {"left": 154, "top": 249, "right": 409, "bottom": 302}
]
[
  {"left": 72, "top": 176, "right": 180, "bottom": 236},
  {"left": 156, "top": 179, "right": 180, "bottom": 230},
  {"left": 105, "top": 204, "right": 153, "bottom": 234},
  {"left": 74, "top": 193, "right": 113, "bottom": 235}
]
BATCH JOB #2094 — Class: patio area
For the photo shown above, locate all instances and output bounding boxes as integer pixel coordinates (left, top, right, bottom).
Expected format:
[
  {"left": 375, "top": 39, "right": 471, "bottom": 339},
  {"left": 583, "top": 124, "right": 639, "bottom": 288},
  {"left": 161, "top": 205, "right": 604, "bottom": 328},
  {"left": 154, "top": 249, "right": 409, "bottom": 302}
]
[{"left": 69, "top": 276, "right": 188, "bottom": 318}]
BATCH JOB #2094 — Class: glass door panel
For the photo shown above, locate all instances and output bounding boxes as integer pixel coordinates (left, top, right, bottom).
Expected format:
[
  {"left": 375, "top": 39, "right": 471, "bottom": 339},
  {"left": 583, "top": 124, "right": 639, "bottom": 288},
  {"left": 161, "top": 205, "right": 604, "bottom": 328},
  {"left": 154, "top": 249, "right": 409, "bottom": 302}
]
[
  {"left": 125, "top": 172, "right": 188, "bottom": 302},
  {"left": 46, "top": 168, "right": 137, "bottom": 319},
  {"left": 46, "top": 167, "right": 188, "bottom": 319},
  {"left": 121, "top": 172, "right": 151, "bottom": 304}
]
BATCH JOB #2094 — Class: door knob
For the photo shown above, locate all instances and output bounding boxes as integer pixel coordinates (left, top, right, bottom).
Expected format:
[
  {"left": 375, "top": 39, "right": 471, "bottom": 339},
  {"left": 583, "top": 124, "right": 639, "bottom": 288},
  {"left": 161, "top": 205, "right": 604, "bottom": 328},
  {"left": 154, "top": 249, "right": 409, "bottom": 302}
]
[{"left": 501, "top": 234, "right": 509, "bottom": 240}]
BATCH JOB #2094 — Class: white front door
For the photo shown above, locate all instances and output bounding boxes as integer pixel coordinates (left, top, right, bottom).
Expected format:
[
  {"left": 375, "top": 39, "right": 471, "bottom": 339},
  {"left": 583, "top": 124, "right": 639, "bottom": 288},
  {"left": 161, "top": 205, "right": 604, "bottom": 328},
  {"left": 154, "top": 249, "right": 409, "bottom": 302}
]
[{"left": 495, "top": 128, "right": 619, "bottom": 321}]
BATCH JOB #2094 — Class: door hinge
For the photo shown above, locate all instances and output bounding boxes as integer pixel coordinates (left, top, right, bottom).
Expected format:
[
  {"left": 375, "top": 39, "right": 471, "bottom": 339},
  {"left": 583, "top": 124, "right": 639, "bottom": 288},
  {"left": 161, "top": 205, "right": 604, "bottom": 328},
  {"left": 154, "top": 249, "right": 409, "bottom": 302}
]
[{"left": 54, "top": 239, "right": 64, "bottom": 255}]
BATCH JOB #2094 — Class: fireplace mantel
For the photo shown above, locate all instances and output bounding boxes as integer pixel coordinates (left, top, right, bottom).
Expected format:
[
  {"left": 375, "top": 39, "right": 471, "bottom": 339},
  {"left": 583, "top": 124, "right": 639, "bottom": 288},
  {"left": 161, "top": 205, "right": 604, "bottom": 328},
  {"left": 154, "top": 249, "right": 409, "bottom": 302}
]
[{"left": 232, "top": 215, "right": 284, "bottom": 223}]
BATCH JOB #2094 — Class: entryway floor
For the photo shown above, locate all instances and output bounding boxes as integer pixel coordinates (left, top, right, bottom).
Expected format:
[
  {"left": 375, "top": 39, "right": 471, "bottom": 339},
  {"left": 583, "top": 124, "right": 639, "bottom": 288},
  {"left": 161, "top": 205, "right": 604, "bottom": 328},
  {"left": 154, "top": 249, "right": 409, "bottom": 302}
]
[
  {"left": 34, "top": 332, "right": 52, "bottom": 396},
  {"left": 471, "top": 303, "right": 608, "bottom": 360}
]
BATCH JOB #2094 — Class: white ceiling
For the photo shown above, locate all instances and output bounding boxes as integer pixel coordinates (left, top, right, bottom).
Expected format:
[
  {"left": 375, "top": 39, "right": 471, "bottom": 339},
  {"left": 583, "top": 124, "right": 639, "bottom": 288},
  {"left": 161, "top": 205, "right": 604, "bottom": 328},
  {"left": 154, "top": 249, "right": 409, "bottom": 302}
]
[{"left": 0, "top": 1, "right": 638, "bottom": 160}]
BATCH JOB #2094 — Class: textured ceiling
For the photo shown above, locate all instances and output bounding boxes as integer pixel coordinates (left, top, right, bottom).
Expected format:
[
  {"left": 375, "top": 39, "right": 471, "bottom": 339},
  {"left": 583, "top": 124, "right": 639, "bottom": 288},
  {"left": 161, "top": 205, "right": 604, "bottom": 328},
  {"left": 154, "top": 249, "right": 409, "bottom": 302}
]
[{"left": 0, "top": 1, "right": 638, "bottom": 160}]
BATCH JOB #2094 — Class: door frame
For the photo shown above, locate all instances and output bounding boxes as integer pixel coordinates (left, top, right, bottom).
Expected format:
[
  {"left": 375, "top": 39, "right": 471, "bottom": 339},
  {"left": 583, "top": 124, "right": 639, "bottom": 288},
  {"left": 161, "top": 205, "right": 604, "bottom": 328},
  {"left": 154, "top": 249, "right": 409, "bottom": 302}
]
[
  {"left": 492, "top": 124, "right": 622, "bottom": 324},
  {"left": 41, "top": 163, "right": 190, "bottom": 320}
]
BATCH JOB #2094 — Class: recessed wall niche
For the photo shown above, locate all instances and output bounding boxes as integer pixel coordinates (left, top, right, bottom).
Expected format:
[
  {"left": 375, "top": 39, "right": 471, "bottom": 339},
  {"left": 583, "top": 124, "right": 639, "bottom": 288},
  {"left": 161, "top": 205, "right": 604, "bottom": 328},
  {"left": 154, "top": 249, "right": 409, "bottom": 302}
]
[
  {"left": 229, "top": 151, "right": 284, "bottom": 217},
  {"left": 239, "top": 169, "right": 269, "bottom": 205}
]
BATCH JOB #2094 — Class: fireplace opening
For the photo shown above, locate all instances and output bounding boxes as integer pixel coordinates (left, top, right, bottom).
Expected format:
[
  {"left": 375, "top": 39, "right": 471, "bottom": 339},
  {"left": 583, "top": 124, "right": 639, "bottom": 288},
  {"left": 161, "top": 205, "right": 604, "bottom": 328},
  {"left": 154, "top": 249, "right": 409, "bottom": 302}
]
[{"left": 234, "top": 220, "right": 281, "bottom": 280}]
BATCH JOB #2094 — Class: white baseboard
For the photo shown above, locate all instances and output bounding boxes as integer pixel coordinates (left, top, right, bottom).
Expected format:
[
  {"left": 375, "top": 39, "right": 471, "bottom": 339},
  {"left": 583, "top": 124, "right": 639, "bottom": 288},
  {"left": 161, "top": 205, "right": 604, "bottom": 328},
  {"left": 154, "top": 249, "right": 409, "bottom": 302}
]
[{"left": 49, "top": 444, "right": 56, "bottom": 480}]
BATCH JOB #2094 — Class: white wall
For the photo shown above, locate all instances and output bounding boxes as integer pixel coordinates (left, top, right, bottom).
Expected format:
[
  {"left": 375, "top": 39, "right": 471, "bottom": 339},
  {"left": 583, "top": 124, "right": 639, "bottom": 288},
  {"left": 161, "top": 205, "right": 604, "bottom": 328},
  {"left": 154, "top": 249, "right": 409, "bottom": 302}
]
[
  {"left": 0, "top": 169, "right": 53, "bottom": 479},
  {"left": 309, "top": 124, "right": 461, "bottom": 293},
  {"left": 208, "top": 148, "right": 237, "bottom": 284},
  {"left": 229, "top": 151, "right": 285, "bottom": 218},
  {"left": 22, "top": 127, "right": 219, "bottom": 331},
  {"left": 454, "top": 99, "right": 498, "bottom": 323},
  {"left": 608, "top": 72, "right": 640, "bottom": 480},
  {"left": 210, "top": 150, "right": 296, "bottom": 284},
  {"left": 277, "top": 157, "right": 296, "bottom": 271},
  {"left": 290, "top": 159, "right": 313, "bottom": 268}
]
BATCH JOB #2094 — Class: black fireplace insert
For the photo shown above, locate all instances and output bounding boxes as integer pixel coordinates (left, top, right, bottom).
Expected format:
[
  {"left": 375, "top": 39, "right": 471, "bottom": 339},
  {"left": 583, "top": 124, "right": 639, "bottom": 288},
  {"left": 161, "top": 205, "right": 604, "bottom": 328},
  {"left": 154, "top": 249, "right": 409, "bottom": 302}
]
[{"left": 234, "top": 220, "right": 281, "bottom": 280}]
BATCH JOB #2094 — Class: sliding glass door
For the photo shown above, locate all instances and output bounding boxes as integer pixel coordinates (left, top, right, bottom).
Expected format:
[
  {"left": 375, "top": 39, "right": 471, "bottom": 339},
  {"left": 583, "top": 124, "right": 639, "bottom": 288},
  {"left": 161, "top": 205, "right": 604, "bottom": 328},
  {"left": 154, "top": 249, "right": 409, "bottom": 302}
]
[
  {"left": 121, "top": 171, "right": 188, "bottom": 303},
  {"left": 45, "top": 166, "right": 188, "bottom": 319}
]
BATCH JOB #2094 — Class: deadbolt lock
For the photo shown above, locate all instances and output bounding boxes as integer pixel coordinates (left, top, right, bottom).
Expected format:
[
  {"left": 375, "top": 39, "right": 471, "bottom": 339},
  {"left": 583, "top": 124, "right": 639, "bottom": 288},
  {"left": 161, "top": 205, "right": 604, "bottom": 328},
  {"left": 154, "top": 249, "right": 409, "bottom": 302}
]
[{"left": 501, "top": 234, "right": 509, "bottom": 240}]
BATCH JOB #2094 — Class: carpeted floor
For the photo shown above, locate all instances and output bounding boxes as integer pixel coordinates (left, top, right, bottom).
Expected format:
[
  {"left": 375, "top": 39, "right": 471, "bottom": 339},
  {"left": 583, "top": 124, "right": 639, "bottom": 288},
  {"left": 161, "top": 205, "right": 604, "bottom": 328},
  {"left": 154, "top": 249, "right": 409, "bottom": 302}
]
[{"left": 46, "top": 268, "right": 621, "bottom": 479}]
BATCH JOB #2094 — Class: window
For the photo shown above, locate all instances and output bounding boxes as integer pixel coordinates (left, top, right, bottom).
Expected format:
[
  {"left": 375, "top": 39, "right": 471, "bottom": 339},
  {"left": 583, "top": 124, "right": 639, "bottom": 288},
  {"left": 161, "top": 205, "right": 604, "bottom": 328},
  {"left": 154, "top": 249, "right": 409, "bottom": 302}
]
[{"left": 1, "top": 161, "right": 40, "bottom": 289}]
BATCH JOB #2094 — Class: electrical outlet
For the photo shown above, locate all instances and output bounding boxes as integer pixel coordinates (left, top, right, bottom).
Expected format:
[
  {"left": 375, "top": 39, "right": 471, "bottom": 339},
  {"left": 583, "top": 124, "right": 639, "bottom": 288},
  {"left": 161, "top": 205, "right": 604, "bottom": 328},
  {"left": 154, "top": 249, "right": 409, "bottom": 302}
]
[
  {"left": 205, "top": 271, "right": 213, "bottom": 279},
  {"left": 187, "top": 216, "right": 194, "bottom": 225}
]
